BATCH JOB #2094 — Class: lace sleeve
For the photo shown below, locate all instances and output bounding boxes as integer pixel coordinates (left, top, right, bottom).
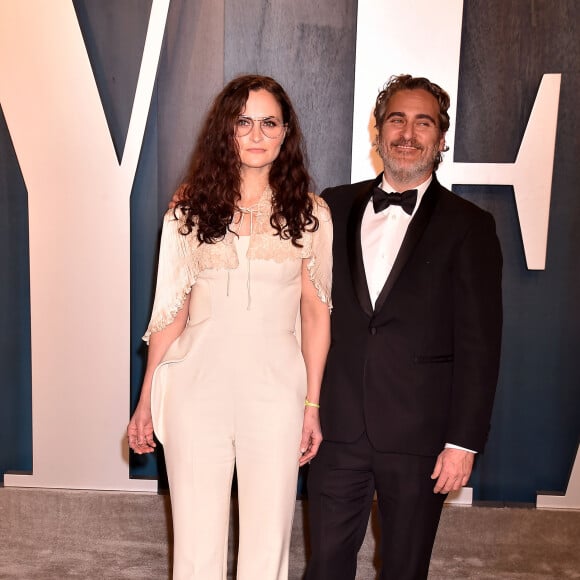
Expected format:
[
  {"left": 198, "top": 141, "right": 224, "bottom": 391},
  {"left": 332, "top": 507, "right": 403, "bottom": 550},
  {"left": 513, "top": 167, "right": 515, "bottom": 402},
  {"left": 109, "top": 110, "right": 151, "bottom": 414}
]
[
  {"left": 305, "top": 194, "right": 333, "bottom": 310},
  {"left": 142, "top": 209, "right": 196, "bottom": 344}
]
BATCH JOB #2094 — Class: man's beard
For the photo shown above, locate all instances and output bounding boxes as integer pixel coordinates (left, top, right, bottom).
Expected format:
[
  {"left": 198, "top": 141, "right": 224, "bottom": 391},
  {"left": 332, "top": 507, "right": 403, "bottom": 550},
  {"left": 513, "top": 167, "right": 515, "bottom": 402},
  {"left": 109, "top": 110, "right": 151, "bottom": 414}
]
[{"left": 378, "top": 138, "right": 439, "bottom": 185}]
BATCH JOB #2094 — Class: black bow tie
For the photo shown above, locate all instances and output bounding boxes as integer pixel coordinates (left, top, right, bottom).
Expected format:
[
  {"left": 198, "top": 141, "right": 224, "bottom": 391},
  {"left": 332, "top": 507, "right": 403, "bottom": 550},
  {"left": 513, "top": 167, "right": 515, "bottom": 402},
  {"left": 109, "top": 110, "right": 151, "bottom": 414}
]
[{"left": 372, "top": 186, "right": 418, "bottom": 215}]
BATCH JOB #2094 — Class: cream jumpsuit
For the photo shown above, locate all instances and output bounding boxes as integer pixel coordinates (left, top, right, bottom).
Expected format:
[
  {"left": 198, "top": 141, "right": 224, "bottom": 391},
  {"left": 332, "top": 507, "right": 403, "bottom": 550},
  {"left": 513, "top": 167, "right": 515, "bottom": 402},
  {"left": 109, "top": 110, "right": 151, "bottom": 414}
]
[{"left": 144, "top": 192, "right": 332, "bottom": 580}]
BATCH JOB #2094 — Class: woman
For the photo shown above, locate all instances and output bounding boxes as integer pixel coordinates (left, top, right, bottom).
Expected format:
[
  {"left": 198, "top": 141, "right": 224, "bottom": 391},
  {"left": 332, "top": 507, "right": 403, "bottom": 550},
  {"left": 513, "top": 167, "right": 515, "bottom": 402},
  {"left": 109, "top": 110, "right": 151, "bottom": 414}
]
[{"left": 127, "top": 75, "right": 332, "bottom": 580}]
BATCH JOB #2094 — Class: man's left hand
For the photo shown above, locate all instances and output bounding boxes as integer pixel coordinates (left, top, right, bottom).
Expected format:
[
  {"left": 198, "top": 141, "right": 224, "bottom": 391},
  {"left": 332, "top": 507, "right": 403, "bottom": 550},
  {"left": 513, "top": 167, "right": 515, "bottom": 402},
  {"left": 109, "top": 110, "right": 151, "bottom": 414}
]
[{"left": 431, "top": 448, "right": 474, "bottom": 494}]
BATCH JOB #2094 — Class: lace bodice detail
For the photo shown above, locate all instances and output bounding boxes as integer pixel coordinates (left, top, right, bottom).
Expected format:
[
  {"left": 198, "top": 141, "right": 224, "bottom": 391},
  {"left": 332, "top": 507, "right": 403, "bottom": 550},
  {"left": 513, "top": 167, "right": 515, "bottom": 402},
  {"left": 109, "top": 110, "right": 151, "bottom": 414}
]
[{"left": 143, "top": 190, "right": 332, "bottom": 343}]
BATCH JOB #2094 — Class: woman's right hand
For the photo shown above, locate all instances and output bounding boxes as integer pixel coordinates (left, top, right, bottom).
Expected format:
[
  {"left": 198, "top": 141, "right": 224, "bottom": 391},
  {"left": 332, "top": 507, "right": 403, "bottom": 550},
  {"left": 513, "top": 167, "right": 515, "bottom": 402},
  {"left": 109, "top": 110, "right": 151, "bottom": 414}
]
[{"left": 127, "top": 402, "right": 157, "bottom": 454}]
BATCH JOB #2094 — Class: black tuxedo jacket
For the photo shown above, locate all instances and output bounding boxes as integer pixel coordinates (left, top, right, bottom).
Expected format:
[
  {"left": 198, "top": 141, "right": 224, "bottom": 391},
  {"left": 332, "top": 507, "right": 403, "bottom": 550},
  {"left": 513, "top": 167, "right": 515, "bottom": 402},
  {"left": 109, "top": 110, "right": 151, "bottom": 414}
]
[{"left": 320, "top": 174, "right": 503, "bottom": 456}]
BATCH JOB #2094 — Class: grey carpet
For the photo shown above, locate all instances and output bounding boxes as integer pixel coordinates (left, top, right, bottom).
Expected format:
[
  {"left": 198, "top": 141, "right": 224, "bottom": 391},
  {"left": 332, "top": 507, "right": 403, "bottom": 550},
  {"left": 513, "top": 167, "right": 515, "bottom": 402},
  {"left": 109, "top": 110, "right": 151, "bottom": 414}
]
[{"left": 1, "top": 488, "right": 579, "bottom": 579}]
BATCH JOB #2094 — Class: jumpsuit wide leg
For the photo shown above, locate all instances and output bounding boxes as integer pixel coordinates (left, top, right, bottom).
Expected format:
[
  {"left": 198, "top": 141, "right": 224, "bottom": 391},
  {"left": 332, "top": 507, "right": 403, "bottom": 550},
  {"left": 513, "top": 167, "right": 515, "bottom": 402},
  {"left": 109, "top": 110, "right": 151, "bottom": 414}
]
[{"left": 152, "top": 236, "right": 306, "bottom": 580}]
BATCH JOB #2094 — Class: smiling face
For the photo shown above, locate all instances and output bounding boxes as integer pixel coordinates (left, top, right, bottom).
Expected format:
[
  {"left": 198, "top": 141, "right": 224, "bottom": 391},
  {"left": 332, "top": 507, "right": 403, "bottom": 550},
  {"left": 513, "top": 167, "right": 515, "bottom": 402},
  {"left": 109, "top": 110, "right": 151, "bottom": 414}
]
[
  {"left": 235, "top": 89, "right": 286, "bottom": 176},
  {"left": 377, "top": 89, "right": 446, "bottom": 189}
]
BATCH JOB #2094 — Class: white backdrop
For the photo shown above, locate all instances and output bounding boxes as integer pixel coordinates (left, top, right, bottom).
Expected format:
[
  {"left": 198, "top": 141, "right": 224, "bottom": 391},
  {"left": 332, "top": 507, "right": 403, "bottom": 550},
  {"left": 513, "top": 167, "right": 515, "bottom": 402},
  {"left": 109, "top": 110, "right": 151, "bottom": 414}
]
[{"left": 0, "top": 0, "right": 577, "bottom": 507}]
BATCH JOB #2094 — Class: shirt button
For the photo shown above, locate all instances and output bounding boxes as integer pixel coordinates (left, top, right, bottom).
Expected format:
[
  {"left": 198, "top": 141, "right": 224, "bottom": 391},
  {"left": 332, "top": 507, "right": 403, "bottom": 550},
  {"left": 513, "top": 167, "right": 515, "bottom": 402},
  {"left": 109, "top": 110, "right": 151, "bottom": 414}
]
[{"left": 370, "top": 327, "right": 377, "bottom": 335}]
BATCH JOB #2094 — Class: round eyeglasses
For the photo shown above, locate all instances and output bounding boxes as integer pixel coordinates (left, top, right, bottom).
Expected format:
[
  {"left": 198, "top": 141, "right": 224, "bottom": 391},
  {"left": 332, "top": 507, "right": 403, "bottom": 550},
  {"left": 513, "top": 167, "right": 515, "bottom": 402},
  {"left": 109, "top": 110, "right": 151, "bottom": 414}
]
[{"left": 235, "top": 116, "right": 287, "bottom": 139}]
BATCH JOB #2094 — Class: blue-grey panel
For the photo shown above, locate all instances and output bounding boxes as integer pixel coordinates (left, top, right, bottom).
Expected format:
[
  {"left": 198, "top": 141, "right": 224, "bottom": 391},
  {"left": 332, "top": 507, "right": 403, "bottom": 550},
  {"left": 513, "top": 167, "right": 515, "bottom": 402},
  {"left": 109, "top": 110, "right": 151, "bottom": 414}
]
[
  {"left": 156, "top": 0, "right": 225, "bottom": 208},
  {"left": 73, "top": 0, "right": 152, "bottom": 162},
  {"left": 0, "top": 104, "right": 32, "bottom": 481},
  {"left": 224, "top": 0, "right": 358, "bottom": 495},
  {"left": 455, "top": 0, "right": 580, "bottom": 502},
  {"left": 225, "top": 0, "right": 358, "bottom": 192},
  {"left": 130, "top": 90, "right": 165, "bottom": 482},
  {"left": 130, "top": 0, "right": 225, "bottom": 482}
]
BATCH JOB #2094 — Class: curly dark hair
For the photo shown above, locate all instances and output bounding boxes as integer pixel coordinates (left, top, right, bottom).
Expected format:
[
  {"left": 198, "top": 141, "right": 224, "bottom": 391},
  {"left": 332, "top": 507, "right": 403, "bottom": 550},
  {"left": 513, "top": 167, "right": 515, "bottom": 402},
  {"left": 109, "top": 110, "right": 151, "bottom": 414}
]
[
  {"left": 374, "top": 74, "right": 451, "bottom": 170},
  {"left": 176, "top": 75, "right": 317, "bottom": 247}
]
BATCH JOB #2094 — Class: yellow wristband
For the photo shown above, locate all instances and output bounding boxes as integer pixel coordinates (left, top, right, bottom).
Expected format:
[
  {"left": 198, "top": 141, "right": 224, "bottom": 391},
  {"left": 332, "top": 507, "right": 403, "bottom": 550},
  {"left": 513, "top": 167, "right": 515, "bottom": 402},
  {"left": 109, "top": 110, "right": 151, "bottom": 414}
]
[{"left": 305, "top": 399, "right": 320, "bottom": 408}]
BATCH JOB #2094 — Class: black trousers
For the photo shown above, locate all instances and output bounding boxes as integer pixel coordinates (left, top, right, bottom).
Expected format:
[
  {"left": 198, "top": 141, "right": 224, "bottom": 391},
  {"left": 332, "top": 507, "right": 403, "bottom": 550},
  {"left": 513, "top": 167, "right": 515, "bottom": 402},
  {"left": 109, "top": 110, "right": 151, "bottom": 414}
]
[{"left": 305, "top": 433, "right": 446, "bottom": 580}]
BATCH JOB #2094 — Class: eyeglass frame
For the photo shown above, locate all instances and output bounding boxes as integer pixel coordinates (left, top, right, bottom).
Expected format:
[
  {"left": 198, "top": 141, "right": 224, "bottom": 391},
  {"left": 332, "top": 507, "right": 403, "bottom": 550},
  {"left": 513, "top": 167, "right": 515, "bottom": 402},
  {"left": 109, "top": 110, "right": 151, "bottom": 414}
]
[{"left": 234, "top": 115, "right": 287, "bottom": 139}]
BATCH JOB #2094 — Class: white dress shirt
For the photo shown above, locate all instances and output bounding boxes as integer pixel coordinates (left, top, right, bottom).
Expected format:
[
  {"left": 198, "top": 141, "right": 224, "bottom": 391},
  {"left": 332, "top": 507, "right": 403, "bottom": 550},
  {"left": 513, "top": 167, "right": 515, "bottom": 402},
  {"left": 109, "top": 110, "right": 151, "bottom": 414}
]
[
  {"left": 361, "top": 174, "right": 475, "bottom": 455},
  {"left": 361, "top": 175, "right": 431, "bottom": 307}
]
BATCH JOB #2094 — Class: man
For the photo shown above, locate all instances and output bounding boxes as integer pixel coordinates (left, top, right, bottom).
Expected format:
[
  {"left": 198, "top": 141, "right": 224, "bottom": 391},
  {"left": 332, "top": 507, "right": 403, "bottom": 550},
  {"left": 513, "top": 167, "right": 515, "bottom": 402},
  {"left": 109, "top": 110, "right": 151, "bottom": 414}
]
[{"left": 305, "top": 75, "right": 503, "bottom": 580}]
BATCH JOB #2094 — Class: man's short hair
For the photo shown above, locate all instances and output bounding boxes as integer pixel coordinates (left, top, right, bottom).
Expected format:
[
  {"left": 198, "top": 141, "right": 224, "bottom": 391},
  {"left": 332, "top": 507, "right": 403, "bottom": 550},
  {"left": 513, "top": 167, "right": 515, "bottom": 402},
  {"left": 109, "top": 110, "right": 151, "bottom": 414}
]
[{"left": 374, "top": 74, "right": 451, "bottom": 169}]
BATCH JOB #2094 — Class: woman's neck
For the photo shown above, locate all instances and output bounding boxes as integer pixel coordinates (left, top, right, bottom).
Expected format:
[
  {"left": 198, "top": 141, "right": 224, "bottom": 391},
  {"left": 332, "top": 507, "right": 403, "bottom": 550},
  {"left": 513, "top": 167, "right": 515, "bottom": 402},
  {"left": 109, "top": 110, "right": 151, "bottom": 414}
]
[{"left": 239, "top": 168, "right": 270, "bottom": 207}]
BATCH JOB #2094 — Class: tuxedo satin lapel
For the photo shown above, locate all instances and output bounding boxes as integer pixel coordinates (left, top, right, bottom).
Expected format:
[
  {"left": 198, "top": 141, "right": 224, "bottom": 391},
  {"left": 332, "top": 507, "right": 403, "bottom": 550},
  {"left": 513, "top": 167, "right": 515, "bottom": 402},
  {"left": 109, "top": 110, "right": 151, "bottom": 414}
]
[
  {"left": 373, "top": 178, "right": 440, "bottom": 313},
  {"left": 347, "top": 177, "right": 381, "bottom": 317}
]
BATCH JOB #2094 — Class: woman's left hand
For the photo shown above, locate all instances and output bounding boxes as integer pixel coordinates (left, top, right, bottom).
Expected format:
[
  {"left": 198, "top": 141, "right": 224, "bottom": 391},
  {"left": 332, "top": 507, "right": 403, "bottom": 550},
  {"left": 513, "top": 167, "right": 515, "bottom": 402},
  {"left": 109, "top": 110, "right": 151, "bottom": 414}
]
[{"left": 299, "top": 406, "right": 322, "bottom": 466}]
